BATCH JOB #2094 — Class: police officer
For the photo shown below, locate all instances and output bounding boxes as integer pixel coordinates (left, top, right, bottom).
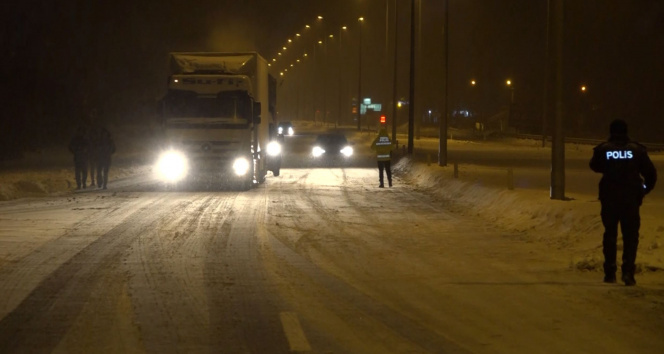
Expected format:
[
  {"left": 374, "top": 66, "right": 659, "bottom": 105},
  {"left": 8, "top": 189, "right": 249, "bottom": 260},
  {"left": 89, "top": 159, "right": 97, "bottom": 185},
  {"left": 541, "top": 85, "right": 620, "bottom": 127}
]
[
  {"left": 68, "top": 126, "right": 90, "bottom": 189},
  {"left": 590, "top": 119, "right": 657, "bottom": 286},
  {"left": 371, "top": 126, "right": 393, "bottom": 188}
]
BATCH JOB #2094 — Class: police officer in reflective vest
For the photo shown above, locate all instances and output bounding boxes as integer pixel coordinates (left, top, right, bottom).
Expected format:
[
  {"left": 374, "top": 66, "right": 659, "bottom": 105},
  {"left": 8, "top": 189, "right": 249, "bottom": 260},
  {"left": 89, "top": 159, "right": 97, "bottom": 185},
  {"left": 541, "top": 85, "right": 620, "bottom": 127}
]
[
  {"left": 371, "top": 127, "right": 393, "bottom": 188},
  {"left": 590, "top": 119, "right": 657, "bottom": 286}
]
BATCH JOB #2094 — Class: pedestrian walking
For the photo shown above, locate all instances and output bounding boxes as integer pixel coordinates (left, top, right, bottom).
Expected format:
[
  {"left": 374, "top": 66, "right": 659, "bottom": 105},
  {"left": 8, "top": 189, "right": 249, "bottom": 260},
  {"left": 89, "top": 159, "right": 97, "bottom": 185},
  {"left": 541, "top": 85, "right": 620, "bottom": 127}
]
[
  {"left": 371, "top": 127, "right": 393, "bottom": 188},
  {"left": 68, "top": 126, "right": 90, "bottom": 189},
  {"left": 95, "top": 127, "right": 115, "bottom": 189},
  {"left": 590, "top": 119, "right": 657, "bottom": 286}
]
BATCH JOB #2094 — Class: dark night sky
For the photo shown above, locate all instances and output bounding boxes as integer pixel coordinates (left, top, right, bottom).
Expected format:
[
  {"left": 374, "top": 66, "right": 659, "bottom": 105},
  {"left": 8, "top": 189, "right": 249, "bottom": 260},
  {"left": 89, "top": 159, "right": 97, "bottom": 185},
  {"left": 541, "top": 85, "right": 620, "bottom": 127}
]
[{"left": 1, "top": 0, "right": 663, "bottom": 155}]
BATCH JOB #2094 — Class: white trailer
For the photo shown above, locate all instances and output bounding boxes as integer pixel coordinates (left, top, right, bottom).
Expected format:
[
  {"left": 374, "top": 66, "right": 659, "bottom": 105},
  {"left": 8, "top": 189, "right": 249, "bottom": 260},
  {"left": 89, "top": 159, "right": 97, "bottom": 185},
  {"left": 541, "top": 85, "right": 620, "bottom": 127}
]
[{"left": 156, "top": 52, "right": 281, "bottom": 190}]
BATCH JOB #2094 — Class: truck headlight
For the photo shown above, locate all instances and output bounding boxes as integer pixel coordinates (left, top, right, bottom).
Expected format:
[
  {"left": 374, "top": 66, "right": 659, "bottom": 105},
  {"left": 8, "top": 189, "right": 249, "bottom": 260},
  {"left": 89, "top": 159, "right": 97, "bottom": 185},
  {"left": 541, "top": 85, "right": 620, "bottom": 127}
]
[
  {"left": 156, "top": 150, "right": 188, "bottom": 182},
  {"left": 278, "top": 127, "right": 284, "bottom": 135},
  {"left": 341, "top": 146, "right": 354, "bottom": 157},
  {"left": 312, "top": 146, "right": 325, "bottom": 157},
  {"left": 233, "top": 157, "right": 251, "bottom": 176},
  {"left": 288, "top": 127, "right": 294, "bottom": 136},
  {"left": 266, "top": 141, "right": 282, "bottom": 156}
]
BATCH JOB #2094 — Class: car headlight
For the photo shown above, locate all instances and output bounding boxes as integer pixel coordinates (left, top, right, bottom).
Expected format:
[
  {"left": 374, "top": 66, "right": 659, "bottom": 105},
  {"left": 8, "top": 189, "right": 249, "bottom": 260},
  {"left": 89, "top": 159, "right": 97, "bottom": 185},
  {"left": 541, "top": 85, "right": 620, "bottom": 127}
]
[
  {"left": 312, "top": 146, "right": 325, "bottom": 157},
  {"left": 288, "top": 127, "right": 294, "bottom": 136},
  {"left": 340, "top": 146, "right": 354, "bottom": 157},
  {"left": 267, "top": 141, "right": 282, "bottom": 156},
  {"left": 233, "top": 157, "right": 251, "bottom": 176},
  {"left": 156, "top": 150, "right": 188, "bottom": 182},
  {"left": 278, "top": 127, "right": 284, "bottom": 135}
]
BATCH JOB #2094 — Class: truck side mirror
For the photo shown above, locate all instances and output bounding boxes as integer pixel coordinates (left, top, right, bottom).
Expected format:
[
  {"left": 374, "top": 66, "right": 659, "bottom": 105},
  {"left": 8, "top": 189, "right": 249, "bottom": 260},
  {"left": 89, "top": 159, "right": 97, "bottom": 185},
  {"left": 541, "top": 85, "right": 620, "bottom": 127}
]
[{"left": 253, "top": 102, "right": 261, "bottom": 124}]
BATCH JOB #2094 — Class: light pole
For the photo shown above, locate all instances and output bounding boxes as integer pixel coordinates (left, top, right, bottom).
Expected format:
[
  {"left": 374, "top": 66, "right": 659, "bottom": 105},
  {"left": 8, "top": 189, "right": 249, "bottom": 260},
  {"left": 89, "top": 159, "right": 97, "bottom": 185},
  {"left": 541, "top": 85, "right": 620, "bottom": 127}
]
[
  {"left": 439, "top": 0, "right": 449, "bottom": 167},
  {"left": 407, "top": 0, "right": 416, "bottom": 154},
  {"left": 321, "top": 34, "right": 333, "bottom": 126},
  {"left": 338, "top": 26, "right": 347, "bottom": 128},
  {"left": 357, "top": 17, "right": 364, "bottom": 131},
  {"left": 391, "top": 0, "right": 398, "bottom": 145},
  {"left": 505, "top": 79, "right": 514, "bottom": 133},
  {"left": 312, "top": 16, "right": 324, "bottom": 124}
]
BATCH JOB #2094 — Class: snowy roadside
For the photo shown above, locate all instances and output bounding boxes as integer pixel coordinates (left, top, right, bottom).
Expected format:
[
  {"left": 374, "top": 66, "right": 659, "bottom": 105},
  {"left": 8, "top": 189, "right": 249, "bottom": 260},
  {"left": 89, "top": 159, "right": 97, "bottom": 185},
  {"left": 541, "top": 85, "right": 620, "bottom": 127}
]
[
  {"left": 1, "top": 126, "right": 662, "bottom": 276},
  {"left": 0, "top": 123, "right": 156, "bottom": 201},
  {"left": 392, "top": 151, "right": 664, "bottom": 274}
]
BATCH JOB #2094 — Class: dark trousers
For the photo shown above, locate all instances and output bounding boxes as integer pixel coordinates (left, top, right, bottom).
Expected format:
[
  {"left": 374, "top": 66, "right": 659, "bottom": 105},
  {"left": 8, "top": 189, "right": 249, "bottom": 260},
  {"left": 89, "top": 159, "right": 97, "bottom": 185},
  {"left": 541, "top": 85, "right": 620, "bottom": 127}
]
[
  {"left": 74, "top": 160, "right": 88, "bottom": 188},
  {"left": 96, "top": 159, "right": 111, "bottom": 188},
  {"left": 89, "top": 160, "right": 97, "bottom": 184},
  {"left": 601, "top": 201, "right": 640, "bottom": 276},
  {"left": 377, "top": 160, "right": 392, "bottom": 186}
]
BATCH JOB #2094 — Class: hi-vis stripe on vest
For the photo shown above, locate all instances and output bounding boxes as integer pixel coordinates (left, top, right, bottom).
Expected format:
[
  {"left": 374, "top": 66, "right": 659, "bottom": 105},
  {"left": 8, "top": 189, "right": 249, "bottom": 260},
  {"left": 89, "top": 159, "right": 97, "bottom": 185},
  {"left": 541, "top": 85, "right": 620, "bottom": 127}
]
[
  {"left": 376, "top": 136, "right": 391, "bottom": 146},
  {"left": 377, "top": 154, "right": 390, "bottom": 159}
]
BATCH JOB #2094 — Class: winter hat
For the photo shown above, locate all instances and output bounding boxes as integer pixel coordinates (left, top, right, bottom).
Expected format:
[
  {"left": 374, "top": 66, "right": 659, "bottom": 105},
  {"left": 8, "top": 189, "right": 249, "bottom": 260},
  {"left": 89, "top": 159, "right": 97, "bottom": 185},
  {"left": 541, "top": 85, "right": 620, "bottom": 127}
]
[{"left": 609, "top": 119, "right": 628, "bottom": 137}]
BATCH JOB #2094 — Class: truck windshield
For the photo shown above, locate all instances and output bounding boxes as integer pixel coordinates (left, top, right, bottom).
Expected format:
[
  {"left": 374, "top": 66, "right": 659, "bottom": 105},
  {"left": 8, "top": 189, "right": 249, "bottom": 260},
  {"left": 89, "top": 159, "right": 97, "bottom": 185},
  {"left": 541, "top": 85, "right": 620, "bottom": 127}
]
[{"left": 163, "top": 90, "right": 251, "bottom": 120}]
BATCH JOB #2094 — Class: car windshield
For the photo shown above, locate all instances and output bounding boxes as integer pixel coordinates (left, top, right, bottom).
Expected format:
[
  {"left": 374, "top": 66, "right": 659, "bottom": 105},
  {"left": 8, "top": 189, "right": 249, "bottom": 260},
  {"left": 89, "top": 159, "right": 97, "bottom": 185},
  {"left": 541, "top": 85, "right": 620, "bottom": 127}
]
[{"left": 315, "top": 134, "right": 348, "bottom": 147}]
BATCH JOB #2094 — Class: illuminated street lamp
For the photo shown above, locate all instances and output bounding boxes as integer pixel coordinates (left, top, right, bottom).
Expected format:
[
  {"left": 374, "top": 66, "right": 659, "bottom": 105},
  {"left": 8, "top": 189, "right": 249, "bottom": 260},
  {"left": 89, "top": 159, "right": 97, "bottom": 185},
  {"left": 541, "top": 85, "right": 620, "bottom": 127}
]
[
  {"left": 357, "top": 16, "right": 364, "bottom": 131},
  {"left": 321, "top": 34, "right": 334, "bottom": 125},
  {"left": 505, "top": 79, "right": 514, "bottom": 132},
  {"left": 337, "top": 25, "right": 347, "bottom": 127}
]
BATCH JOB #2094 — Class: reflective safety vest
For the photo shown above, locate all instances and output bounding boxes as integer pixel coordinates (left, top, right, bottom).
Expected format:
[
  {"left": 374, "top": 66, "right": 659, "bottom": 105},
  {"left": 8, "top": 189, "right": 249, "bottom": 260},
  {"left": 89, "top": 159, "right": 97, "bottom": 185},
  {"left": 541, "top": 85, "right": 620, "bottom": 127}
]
[{"left": 371, "top": 130, "right": 393, "bottom": 161}]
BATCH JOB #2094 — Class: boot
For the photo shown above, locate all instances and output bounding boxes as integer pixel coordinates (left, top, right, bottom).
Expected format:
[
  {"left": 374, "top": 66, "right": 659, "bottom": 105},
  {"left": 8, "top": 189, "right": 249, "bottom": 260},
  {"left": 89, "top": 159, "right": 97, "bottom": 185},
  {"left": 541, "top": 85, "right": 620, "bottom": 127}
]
[
  {"left": 621, "top": 273, "right": 636, "bottom": 286},
  {"left": 603, "top": 263, "right": 617, "bottom": 283}
]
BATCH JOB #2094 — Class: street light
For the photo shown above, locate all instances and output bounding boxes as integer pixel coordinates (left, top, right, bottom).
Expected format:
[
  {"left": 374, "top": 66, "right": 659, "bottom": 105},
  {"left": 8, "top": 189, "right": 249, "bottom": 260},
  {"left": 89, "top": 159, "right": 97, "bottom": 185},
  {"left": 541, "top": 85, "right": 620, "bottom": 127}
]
[
  {"left": 505, "top": 79, "right": 514, "bottom": 132},
  {"left": 338, "top": 26, "right": 347, "bottom": 127},
  {"left": 321, "top": 34, "right": 334, "bottom": 126},
  {"left": 357, "top": 16, "right": 364, "bottom": 131}
]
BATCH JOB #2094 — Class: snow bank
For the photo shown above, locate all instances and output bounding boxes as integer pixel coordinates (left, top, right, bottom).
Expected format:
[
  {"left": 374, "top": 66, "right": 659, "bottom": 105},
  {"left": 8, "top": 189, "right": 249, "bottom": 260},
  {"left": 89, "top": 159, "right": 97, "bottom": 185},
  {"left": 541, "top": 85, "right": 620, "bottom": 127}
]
[{"left": 393, "top": 156, "right": 664, "bottom": 274}]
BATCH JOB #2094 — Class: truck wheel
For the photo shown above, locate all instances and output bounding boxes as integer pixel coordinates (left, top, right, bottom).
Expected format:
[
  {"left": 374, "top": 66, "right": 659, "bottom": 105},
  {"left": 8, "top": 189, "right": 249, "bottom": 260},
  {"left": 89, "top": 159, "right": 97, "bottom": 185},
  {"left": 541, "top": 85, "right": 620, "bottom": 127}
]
[
  {"left": 256, "top": 159, "right": 266, "bottom": 184},
  {"left": 272, "top": 168, "right": 280, "bottom": 177}
]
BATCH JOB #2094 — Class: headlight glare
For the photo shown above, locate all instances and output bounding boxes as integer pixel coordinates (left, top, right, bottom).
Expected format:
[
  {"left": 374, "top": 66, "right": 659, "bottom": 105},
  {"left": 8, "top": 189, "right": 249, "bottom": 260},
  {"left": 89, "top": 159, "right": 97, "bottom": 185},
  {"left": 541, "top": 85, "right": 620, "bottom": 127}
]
[
  {"left": 312, "top": 146, "right": 325, "bottom": 157},
  {"left": 233, "top": 157, "right": 251, "bottom": 176},
  {"left": 341, "top": 146, "right": 354, "bottom": 157},
  {"left": 267, "top": 141, "right": 282, "bottom": 156},
  {"left": 288, "top": 127, "right": 294, "bottom": 136},
  {"left": 156, "top": 150, "right": 188, "bottom": 182}
]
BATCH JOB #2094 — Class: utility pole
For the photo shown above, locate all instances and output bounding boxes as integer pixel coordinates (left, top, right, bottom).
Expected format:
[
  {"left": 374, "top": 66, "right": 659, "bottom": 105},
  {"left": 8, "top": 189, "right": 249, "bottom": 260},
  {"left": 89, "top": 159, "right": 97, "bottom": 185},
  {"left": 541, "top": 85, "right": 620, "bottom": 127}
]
[
  {"left": 408, "top": 0, "right": 416, "bottom": 154},
  {"left": 357, "top": 17, "right": 364, "bottom": 131},
  {"left": 438, "top": 0, "right": 448, "bottom": 167},
  {"left": 391, "top": 0, "right": 398, "bottom": 144},
  {"left": 541, "top": 0, "right": 551, "bottom": 148},
  {"left": 550, "top": 0, "right": 565, "bottom": 200}
]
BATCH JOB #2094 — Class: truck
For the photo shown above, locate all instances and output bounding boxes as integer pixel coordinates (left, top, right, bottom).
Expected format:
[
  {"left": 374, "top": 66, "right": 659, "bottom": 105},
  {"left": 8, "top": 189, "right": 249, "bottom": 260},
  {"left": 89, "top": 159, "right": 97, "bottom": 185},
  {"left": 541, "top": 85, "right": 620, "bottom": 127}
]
[{"left": 155, "top": 52, "right": 281, "bottom": 190}]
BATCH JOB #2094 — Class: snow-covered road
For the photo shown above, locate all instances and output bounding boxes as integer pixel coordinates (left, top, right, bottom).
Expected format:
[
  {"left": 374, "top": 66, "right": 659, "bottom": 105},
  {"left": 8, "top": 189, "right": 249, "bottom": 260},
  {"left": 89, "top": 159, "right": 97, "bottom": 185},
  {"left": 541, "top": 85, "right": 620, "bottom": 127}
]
[{"left": 0, "top": 123, "right": 663, "bottom": 353}]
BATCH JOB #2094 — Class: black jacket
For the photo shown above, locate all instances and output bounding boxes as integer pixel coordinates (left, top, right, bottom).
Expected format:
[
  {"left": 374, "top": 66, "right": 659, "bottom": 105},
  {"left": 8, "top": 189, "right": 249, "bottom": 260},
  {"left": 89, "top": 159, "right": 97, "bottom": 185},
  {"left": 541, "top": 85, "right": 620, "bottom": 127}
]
[
  {"left": 590, "top": 135, "right": 657, "bottom": 205},
  {"left": 68, "top": 134, "right": 89, "bottom": 163}
]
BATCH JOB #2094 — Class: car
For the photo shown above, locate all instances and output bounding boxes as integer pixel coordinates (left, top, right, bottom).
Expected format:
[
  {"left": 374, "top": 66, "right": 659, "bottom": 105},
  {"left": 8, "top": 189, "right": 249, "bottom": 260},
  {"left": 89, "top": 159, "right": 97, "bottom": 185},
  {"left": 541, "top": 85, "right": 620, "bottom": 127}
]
[
  {"left": 311, "top": 133, "right": 354, "bottom": 159},
  {"left": 277, "top": 121, "right": 294, "bottom": 136}
]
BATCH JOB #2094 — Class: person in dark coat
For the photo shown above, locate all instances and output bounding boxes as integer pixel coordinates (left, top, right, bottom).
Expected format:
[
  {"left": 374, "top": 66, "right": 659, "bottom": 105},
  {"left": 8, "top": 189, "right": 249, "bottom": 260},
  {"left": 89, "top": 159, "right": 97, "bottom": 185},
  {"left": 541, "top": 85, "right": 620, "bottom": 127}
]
[
  {"left": 589, "top": 119, "right": 657, "bottom": 286},
  {"left": 68, "top": 126, "right": 90, "bottom": 189},
  {"left": 87, "top": 125, "right": 101, "bottom": 187},
  {"left": 95, "top": 128, "right": 115, "bottom": 189}
]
